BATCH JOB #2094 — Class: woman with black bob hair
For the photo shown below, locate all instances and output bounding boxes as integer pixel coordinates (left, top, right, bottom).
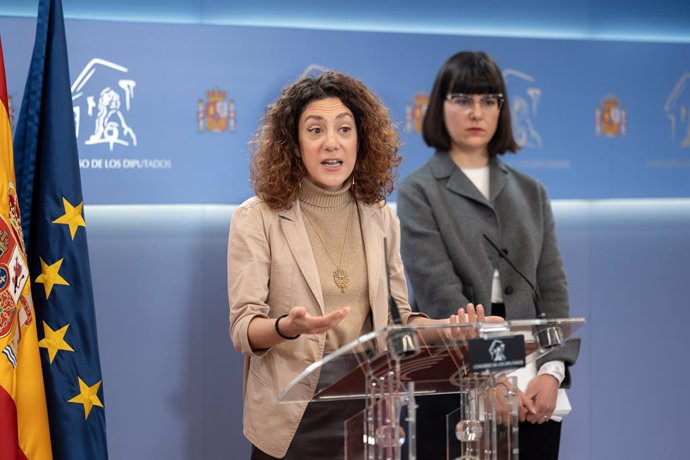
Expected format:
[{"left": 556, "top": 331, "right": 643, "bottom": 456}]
[
  {"left": 421, "top": 51, "right": 519, "bottom": 157},
  {"left": 397, "top": 51, "right": 579, "bottom": 459}
]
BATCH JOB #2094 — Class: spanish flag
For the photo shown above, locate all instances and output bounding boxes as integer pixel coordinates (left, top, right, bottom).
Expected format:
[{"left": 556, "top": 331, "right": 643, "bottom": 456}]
[{"left": 0, "top": 36, "right": 53, "bottom": 460}]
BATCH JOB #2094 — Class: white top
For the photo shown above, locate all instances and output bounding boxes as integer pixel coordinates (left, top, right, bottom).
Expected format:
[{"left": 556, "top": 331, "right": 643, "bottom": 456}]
[{"left": 462, "top": 166, "right": 504, "bottom": 303}]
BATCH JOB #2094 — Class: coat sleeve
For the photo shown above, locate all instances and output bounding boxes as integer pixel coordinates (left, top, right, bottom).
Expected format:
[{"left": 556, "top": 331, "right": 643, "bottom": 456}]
[
  {"left": 533, "top": 184, "right": 580, "bottom": 380},
  {"left": 397, "top": 178, "right": 469, "bottom": 318},
  {"left": 535, "top": 184, "right": 569, "bottom": 318}
]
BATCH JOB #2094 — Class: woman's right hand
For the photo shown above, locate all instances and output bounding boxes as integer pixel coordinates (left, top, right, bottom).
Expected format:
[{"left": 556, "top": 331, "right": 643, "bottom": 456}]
[
  {"left": 247, "top": 306, "right": 350, "bottom": 350},
  {"left": 279, "top": 306, "right": 350, "bottom": 337}
]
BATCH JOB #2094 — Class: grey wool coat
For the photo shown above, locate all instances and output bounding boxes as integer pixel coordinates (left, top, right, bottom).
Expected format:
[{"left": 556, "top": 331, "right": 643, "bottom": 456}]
[{"left": 397, "top": 152, "right": 579, "bottom": 375}]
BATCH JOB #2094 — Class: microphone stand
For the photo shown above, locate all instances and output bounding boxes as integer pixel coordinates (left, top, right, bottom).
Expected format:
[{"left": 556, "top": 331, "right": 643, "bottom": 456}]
[
  {"left": 383, "top": 238, "right": 418, "bottom": 359},
  {"left": 482, "top": 234, "right": 563, "bottom": 349}
]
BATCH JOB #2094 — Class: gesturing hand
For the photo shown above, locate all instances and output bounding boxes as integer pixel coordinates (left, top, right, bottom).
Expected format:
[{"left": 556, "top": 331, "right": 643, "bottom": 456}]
[{"left": 279, "top": 306, "right": 350, "bottom": 337}]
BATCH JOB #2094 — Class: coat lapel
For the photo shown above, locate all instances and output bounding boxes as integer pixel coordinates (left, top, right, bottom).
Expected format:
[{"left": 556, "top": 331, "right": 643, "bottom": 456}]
[
  {"left": 429, "top": 152, "right": 488, "bottom": 205},
  {"left": 488, "top": 157, "right": 508, "bottom": 203},
  {"left": 430, "top": 152, "right": 509, "bottom": 206},
  {"left": 279, "top": 202, "right": 325, "bottom": 312}
]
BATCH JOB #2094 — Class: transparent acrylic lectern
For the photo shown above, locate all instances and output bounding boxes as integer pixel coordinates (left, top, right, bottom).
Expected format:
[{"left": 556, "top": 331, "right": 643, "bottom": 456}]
[{"left": 278, "top": 318, "right": 584, "bottom": 460}]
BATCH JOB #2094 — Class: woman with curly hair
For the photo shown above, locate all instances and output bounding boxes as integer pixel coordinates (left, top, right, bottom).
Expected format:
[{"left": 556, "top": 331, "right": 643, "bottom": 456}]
[{"left": 228, "top": 71, "right": 483, "bottom": 459}]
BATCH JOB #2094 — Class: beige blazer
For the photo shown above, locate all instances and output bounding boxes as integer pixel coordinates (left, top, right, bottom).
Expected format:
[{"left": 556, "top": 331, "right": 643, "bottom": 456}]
[{"left": 228, "top": 196, "right": 420, "bottom": 458}]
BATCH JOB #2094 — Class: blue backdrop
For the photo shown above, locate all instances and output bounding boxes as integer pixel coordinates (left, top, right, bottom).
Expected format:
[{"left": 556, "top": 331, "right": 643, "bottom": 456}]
[
  {"left": 2, "top": 7, "right": 690, "bottom": 460},
  {"left": 2, "top": 17, "right": 690, "bottom": 204}
]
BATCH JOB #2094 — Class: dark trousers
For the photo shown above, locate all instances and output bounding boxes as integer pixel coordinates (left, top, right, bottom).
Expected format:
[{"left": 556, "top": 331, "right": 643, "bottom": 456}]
[
  {"left": 518, "top": 420, "right": 562, "bottom": 460},
  {"left": 250, "top": 396, "right": 364, "bottom": 460},
  {"left": 250, "top": 354, "right": 364, "bottom": 460},
  {"left": 250, "top": 445, "right": 278, "bottom": 460},
  {"left": 412, "top": 394, "right": 561, "bottom": 460},
  {"left": 411, "top": 393, "right": 458, "bottom": 460}
]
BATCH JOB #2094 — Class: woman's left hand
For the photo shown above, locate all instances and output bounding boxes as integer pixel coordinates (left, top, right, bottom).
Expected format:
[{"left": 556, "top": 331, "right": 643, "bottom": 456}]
[
  {"left": 446, "top": 303, "right": 506, "bottom": 340},
  {"left": 414, "top": 303, "right": 505, "bottom": 342},
  {"left": 522, "top": 374, "right": 559, "bottom": 424},
  {"left": 449, "top": 303, "right": 485, "bottom": 324},
  {"left": 451, "top": 303, "right": 505, "bottom": 323}
]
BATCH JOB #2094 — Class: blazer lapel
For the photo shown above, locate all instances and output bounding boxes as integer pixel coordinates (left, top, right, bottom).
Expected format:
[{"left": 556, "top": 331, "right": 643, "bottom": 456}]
[
  {"left": 279, "top": 202, "right": 325, "bottom": 312},
  {"left": 358, "top": 202, "right": 382, "bottom": 311}
]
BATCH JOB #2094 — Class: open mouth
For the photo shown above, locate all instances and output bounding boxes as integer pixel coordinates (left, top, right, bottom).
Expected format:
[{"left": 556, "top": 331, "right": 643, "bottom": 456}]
[{"left": 321, "top": 160, "right": 344, "bottom": 166}]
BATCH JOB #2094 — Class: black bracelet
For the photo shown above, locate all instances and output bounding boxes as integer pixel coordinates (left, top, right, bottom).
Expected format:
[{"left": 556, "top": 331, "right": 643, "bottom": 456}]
[{"left": 275, "top": 314, "right": 300, "bottom": 340}]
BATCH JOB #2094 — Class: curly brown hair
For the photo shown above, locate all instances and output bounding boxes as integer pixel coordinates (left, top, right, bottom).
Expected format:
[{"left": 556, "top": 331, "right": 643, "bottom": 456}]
[{"left": 250, "top": 71, "right": 402, "bottom": 210}]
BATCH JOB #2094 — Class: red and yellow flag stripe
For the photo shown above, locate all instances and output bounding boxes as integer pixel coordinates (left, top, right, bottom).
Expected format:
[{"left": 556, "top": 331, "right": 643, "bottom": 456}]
[{"left": 0, "top": 35, "right": 53, "bottom": 460}]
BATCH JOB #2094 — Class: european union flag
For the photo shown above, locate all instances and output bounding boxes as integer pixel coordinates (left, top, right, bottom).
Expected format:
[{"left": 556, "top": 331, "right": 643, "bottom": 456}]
[{"left": 13, "top": 0, "right": 109, "bottom": 458}]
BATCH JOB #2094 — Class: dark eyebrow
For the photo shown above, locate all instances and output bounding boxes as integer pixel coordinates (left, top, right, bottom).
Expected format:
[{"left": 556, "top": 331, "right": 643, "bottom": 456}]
[{"left": 303, "top": 112, "right": 354, "bottom": 123}]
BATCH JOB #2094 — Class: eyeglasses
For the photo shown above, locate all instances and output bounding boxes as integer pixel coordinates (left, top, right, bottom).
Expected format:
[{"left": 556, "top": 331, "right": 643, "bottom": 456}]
[{"left": 445, "top": 93, "right": 505, "bottom": 114}]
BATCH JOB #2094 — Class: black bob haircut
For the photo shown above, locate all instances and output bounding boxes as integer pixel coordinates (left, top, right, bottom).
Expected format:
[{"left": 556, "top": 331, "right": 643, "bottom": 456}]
[{"left": 422, "top": 51, "right": 520, "bottom": 156}]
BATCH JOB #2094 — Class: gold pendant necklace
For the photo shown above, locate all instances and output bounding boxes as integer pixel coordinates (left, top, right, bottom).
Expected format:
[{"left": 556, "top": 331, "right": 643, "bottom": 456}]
[
  {"left": 332, "top": 267, "right": 349, "bottom": 293},
  {"left": 303, "top": 203, "right": 353, "bottom": 293}
]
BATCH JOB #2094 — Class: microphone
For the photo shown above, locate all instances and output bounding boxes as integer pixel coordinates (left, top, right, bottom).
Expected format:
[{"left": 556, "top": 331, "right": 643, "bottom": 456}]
[
  {"left": 482, "top": 234, "right": 563, "bottom": 349},
  {"left": 482, "top": 233, "right": 545, "bottom": 319},
  {"left": 383, "top": 238, "right": 418, "bottom": 359}
]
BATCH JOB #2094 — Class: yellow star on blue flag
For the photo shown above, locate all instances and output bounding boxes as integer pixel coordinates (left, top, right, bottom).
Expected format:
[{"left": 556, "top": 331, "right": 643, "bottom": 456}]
[
  {"left": 53, "top": 197, "right": 86, "bottom": 239},
  {"left": 34, "top": 257, "right": 70, "bottom": 299},
  {"left": 38, "top": 321, "right": 75, "bottom": 363},
  {"left": 68, "top": 377, "right": 104, "bottom": 420}
]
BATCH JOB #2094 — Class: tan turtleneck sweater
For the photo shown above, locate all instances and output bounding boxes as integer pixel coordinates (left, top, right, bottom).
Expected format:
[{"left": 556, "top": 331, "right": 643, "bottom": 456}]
[{"left": 299, "top": 179, "right": 372, "bottom": 352}]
